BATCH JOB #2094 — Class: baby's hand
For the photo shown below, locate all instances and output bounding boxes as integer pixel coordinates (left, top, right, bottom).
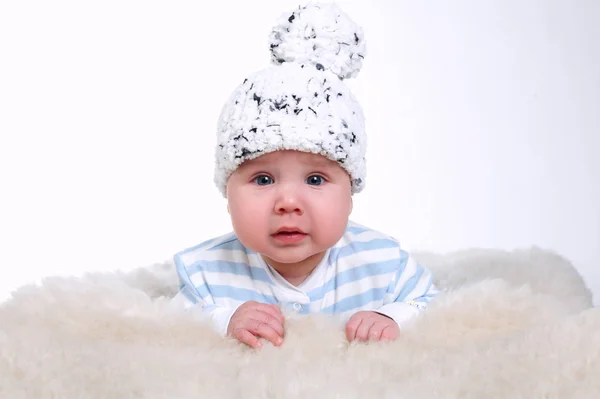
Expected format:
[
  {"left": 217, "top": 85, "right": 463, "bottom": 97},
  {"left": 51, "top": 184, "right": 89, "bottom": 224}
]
[
  {"left": 345, "top": 311, "right": 400, "bottom": 342},
  {"left": 227, "top": 301, "right": 285, "bottom": 349}
]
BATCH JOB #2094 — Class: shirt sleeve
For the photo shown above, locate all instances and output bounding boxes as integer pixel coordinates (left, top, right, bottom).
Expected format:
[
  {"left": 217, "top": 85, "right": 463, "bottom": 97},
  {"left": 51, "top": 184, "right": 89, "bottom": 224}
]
[
  {"left": 375, "top": 249, "right": 439, "bottom": 328},
  {"left": 173, "top": 255, "right": 242, "bottom": 337}
]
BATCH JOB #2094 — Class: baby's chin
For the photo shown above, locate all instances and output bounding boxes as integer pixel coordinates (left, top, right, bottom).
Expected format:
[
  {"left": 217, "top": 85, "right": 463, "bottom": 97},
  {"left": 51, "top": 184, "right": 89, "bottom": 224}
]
[
  {"left": 262, "top": 252, "right": 311, "bottom": 265},
  {"left": 260, "top": 247, "right": 326, "bottom": 266}
]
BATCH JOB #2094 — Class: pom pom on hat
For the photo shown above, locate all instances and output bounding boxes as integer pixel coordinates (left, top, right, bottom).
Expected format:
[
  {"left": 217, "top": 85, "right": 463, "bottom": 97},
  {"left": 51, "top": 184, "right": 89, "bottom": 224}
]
[
  {"left": 214, "top": 2, "right": 368, "bottom": 198},
  {"left": 269, "top": 2, "right": 366, "bottom": 80}
]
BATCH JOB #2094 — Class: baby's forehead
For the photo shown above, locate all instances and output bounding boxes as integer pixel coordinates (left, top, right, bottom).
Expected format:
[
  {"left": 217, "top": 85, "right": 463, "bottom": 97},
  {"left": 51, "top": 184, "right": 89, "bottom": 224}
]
[{"left": 244, "top": 150, "right": 336, "bottom": 168}]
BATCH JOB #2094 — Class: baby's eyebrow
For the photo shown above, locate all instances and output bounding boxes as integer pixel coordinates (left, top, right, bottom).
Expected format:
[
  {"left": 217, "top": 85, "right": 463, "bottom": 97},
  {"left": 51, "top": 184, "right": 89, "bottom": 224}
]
[
  {"left": 242, "top": 161, "right": 271, "bottom": 171},
  {"left": 240, "top": 155, "right": 337, "bottom": 173},
  {"left": 304, "top": 159, "right": 336, "bottom": 169}
]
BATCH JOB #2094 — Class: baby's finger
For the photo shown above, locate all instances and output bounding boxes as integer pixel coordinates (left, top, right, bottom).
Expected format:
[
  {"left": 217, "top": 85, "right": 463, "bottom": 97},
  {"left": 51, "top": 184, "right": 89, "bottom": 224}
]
[
  {"left": 381, "top": 324, "right": 400, "bottom": 341},
  {"left": 367, "top": 323, "right": 386, "bottom": 341},
  {"left": 255, "top": 303, "right": 285, "bottom": 327},
  {"left": 252, "top": 309, "right": 285, "bottom": 337},
  {"left": 232, "top": 328, "right": 262, "bottom": 349},
  {"left": 345, "top": 316, "right": 362, "bottom": 341},
  {"left": 355, "top": 318, "right": 375, "bottom": 342},
  {"left": 248, "top": 319, "right": 283, "bottom": 346}
]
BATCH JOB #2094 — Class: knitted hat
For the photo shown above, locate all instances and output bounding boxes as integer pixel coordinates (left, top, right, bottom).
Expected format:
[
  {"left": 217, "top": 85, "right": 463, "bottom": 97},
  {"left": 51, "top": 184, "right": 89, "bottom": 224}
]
[{"left": 214, "top": 2, "right": 367, "bottom": 197}]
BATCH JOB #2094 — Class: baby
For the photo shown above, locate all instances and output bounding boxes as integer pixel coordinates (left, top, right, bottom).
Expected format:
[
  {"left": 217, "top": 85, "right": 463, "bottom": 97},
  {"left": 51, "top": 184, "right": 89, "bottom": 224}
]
[{"left": 173, "top": 2, "right": 439, "bottom": 349}]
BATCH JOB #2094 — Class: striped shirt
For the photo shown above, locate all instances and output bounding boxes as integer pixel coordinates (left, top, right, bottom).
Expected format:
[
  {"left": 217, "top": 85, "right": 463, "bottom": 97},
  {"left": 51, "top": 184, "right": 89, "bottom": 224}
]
[{"left": 173, "top": 221, "right": 439, "bottom": 336}]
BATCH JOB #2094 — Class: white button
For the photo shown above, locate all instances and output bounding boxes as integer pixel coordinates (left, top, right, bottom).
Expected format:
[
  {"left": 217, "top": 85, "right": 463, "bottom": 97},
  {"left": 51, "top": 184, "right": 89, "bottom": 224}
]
[{"left": 293, "top": 302, "right": 302, "bottom": 311}]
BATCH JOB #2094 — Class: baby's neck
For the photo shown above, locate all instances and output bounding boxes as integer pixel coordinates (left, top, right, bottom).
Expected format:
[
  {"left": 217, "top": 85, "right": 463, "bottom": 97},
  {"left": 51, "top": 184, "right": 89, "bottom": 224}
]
[{"left": 262, "top": 251, "right": 326, "bottom": 287}]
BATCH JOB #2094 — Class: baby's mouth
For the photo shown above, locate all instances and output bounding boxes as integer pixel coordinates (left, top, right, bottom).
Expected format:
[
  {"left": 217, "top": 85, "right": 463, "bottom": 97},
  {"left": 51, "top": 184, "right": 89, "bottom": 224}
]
[
  {"left": 273, "top": 231, "right": 306, "bottom": 237},
  {"left": 271, "top": 230, "right": 308, "bottom": 243},
  {"left": 272, "top": 227, "right": 306, "bottom": 235}
]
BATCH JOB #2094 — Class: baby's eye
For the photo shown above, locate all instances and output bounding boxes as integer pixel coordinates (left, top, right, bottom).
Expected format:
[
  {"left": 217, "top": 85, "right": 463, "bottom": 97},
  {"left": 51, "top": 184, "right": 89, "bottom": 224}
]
[
  {"left": 253, "top": 175, "right": 273, "bottom": 186},
  {"left": 306, "top": 175, "right": 325, "bottom": 186}
]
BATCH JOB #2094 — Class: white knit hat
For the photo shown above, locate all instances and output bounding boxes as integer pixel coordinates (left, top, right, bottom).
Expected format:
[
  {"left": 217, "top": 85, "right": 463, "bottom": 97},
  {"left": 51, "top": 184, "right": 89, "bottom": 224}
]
[{"left": 214, "top": 2, "right": 367, "bottom": 197}]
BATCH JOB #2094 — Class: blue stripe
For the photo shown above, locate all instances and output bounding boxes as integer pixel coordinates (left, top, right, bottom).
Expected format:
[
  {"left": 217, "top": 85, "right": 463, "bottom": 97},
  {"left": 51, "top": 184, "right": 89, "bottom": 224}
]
[
  {"left": 321, "top": 287, "right": 388, "bottom": 313},
  {"left": 386, "top": 249, "right": 409, "bottom": 294},
  {"left": 209, "top": 285, "right": 277, "bottom": 304},
  {"left": 346, "top": 224, "right": 369, "bottom": 235},
  {"left": 395, "top": 263, "right": 425, "bottom": 302},
  {"left": 181, "top": 285, "right": 200, "bottom": 304},
  {"left": 174, "top": 255, "right": 195, "bottom": 293},
  {"left": 306, "top": 259, "right": 398, "bottom": 301},
  {"left": 208, "top": 238, "right": 246, "bottom": 251},
  {"left": 176, "top": 233, "right": 237, "bottom": 256},
  {"left": 175, "top": 254, "right": 213, "bottom": 301},
  {"left": 413, "top": 281, "right": 437, "bottom": 304},
  {"left": 191, "top": 279, "right": 212, "bottom": 299},
  {"left": 392, "top": 249, "right": 411, "bottom": 287},
  {"left": 328, "top": 238, "right": 398, "bottom": 261},
  {"left": 186, "top": 260, "right": 272, "bottom": 284}
]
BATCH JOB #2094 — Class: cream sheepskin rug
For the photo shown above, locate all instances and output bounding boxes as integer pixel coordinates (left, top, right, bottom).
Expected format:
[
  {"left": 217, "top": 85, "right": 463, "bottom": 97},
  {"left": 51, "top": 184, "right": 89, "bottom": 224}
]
[{"left": 1, "top": 247, "right": 598, "bottom": 398}]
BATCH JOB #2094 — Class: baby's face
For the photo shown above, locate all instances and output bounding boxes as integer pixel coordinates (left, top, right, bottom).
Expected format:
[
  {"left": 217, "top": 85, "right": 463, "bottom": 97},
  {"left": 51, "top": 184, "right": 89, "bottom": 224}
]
[{"left": 226, "top": 150, "right": 353, "bottom": 265}]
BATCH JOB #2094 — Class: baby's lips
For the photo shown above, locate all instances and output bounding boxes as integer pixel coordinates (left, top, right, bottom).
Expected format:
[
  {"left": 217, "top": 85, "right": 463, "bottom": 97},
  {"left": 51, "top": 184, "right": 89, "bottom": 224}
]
[{"left": 273, "top": 226, "right": 306, "bottom": 234}]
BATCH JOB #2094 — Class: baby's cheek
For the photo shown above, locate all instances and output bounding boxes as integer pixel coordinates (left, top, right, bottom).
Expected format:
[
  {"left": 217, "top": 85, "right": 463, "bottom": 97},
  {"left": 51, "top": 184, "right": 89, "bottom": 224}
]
[
  {"left": 233, "top": 205, "right": 262, "bottom": 230},
  {"left": 312, "top": 214, "right": 348, "bottom": 248}
]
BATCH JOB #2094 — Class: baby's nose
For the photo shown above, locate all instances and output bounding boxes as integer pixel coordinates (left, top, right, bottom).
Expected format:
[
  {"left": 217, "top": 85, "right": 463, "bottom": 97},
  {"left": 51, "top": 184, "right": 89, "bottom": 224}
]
[{"left": 274, "top": 185, "right": 304, "bottom": 215}]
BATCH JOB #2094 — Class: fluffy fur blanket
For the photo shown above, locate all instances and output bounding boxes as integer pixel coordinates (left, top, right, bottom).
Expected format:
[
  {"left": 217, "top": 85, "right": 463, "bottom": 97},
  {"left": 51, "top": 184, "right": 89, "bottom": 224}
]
[{"left": 1, "top": 247, "right": 598, "bottom": 398}]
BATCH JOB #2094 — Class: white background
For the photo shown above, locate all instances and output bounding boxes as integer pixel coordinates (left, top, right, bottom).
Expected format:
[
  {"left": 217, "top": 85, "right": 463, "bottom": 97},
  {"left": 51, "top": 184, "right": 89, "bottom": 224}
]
[{"left": 1, "top": 0, "right": 598, "bottom": 305}]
